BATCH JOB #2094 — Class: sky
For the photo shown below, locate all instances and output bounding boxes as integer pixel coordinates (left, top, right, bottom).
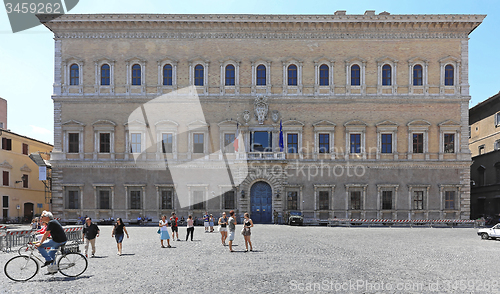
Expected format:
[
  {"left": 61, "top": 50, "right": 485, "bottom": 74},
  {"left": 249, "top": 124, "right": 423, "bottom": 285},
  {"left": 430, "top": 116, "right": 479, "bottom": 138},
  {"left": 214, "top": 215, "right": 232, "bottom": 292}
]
[{"left": 0, "top": 0, "right": 498, "bottom": 144}]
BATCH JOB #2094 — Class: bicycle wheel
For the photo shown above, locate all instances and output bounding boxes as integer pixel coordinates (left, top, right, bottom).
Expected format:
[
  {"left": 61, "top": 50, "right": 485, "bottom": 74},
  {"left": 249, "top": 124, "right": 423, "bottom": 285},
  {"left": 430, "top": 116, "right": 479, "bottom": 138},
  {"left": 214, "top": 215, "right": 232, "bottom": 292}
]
[
  {"left": 57, "top": 253, "right": 87, "bottom": 277},
  {"left": 4, "top": 255, "right": 39, "bottom": 281}
]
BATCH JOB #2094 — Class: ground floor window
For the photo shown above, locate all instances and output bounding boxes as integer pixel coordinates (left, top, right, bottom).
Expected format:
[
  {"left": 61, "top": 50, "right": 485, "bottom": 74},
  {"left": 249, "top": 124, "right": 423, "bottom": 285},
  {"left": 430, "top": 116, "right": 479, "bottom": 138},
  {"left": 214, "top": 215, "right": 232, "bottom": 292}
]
[
  {"left": 99, "top": 190, "right": 110, "bottom": 209},
  {"left": 382, "top": 191, "right": 392, "bottom": 210},
  {"left": 287, "top": 191, "right": 298, "bottom": 210},
  {"left": 413, "top": 191, "right": 424, "bottom": 210},
  {"left": 223, "top": 191, "right": 235, "bottom": 209},
  {"left": 318, "top": 191, "right": 329, "bottom": 210},
  {"left": 192, "top": 191, "right": 205, "bottom": 210},
  {"left": 350, "top": 191, "right": 361, "bottom": 210},
  {"left": 161, "top": 190, "right": 173, "bottom": 210},
  {"left": 130, "top": 190, "right": 141, "bottom": 209},
  {"left": 67, "top": 190, "right": 79, "bottom": 209},
  {"left": 444, "top": 191, "right": 455, "bottom": 210}
]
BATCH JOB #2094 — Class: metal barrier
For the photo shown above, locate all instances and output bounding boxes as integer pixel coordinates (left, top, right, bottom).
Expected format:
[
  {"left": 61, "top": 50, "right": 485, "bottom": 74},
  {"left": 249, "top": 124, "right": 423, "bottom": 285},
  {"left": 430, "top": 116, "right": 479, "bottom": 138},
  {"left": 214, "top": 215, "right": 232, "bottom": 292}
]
[
  {"left": 327, "top": 218, "right": 480, "bottom": 228},
  {"left": 0, "top": 226, "right": 83, "bottom": 253}
]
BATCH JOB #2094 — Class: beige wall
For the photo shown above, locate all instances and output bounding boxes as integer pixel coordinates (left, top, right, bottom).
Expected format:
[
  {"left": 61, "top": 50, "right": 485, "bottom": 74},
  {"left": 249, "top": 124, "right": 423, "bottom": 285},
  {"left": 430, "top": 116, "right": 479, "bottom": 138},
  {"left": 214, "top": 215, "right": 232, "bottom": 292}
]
[{"left": 470, "top": 113, "right": 500, "bottom": 157}]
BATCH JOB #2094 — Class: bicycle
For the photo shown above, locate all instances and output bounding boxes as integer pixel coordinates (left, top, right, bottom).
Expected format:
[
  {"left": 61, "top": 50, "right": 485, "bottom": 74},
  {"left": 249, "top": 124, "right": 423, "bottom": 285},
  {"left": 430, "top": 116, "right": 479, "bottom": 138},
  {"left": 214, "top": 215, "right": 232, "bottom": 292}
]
[{"left": 4, "top": 240, "right": 88, "bottom": 281}]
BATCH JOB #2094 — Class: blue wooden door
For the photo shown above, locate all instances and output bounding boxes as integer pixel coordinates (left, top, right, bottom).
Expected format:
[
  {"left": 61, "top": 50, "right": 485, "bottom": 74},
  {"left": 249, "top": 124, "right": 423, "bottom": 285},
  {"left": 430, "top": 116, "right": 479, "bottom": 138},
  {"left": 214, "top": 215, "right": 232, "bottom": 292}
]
[{"left": 250, "top": 181, "right": 273, "bottom": 224}]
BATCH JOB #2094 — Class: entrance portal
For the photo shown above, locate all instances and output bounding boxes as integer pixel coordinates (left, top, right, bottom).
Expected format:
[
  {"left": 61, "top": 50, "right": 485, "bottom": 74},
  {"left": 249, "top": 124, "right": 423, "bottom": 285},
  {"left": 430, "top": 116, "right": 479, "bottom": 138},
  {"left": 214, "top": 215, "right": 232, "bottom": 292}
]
[{"left": 250, "top": 181, "right": 272, "bottom": 224}]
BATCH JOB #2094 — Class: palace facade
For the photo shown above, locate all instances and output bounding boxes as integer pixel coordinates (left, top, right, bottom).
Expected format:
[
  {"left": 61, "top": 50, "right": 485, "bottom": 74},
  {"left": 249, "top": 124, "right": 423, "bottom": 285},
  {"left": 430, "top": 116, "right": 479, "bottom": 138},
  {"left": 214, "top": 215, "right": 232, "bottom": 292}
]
[{"left": 39, "top": 11, "right": 484, "bottom": 223}]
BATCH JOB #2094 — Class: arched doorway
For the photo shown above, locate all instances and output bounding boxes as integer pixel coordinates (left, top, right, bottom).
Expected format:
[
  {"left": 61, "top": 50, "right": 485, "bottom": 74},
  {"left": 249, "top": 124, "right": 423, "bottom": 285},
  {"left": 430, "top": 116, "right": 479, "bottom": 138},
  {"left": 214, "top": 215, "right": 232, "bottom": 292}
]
[
  {"left": 24, "top": 202, "right": 34, "bottom": 221},
  {"left": 250, "top": 181, "right": 273, "bottom": 224}
]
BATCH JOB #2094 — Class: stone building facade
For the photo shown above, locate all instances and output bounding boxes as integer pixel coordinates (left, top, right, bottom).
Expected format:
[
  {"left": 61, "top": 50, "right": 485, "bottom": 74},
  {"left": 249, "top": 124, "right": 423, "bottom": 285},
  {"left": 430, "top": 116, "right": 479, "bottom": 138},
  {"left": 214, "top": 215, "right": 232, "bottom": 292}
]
[{"left": 39, "top": 11, "right": 484, "bottom": 223}]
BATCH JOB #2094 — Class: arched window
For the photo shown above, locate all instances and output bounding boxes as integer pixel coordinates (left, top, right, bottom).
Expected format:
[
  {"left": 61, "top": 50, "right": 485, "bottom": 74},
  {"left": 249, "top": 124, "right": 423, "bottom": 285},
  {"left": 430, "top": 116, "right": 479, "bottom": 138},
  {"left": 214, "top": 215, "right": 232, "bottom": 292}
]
[
  {"left": 132, "top": 64, "right": 141, "bottom": 85},
  {"left": 163, "top": 64, "right": 173, "bottom": 86},
  {"left": 288, "top": 64, "right": 297, "bottom": 86},
  {"left": 445, "top": 64, "right": 454, "bottom": 86},
  {"left": 382, "top": 64, "right": 391, "bottom": 86},
  {"left": 225, "top": 64, "right": 235, "bottom": 86},
  {"left": 319, "top": 64, "right": 329, "bottom": 86},
  {"left": 351, "top": 64, "right": 360, "bottom": 86},
  {"left": 194, "top": 64, "right": 204, "bottom": 86},
  {"left": 413, "top": 64, "right": 423, "bottom": 86},
  {"left": 256, "top": 65, "right": 266, "bottom": 86},
  {"left": 101, "top": 64, "right": 110, "bottom": 86},
  {"left": 70, "top": 64, "right": 79, "bottom": 85}
]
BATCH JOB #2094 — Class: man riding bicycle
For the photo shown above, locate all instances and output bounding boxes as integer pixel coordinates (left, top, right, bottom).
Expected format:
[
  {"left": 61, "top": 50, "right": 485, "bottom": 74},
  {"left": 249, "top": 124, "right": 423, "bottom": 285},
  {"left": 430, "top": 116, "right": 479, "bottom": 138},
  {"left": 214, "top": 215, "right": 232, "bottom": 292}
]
[{"left": 35, "top": 211, "right": 67, "bottom": 267}]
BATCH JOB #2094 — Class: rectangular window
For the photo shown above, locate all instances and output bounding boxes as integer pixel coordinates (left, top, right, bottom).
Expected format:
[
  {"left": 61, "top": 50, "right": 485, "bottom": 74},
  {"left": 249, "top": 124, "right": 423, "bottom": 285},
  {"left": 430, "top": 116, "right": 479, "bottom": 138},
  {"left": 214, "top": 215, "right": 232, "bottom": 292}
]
[
  {"left": 2, "top": 195, "right": 8, "bottom": 218},
  {"left": 479, "top": 145, "right": 485, "bottom": 155},
  {"left": 350, "top": 191, "right": 361, "bottom": 210},
  {"left": 382, "top": 191, "right": 392, "bottom": 210},
  {"left": 68, "top": 190, "right": 79, "bottom": 209},
  {"left": 319, "top": 191, "right": 329, "bottom": 210},
  {"left": 2, "top": 171, "right": 8, "bottom": 186},
  {"left": 287, "top": 191, "right": 298, "bottom": 210},
  {"left": 193, "top": 133, "right": 204, "bottom": 153},
  {"left": 413, "top": 191, "right": 424, "bottom": 210},
  {"left": 444, "top": 191, "right": 455, "bottom": 210},
  {"left": 224, "top": 133, "right": 235, "bottom": 153},
  {"left": 160, "top": 190, "right": 173, "bottom": 210},
  {"left": 162, "top": 133, "right": 173, "bottom": 154},
  {"left": 99, "top": 190, "right": 110, "bottom": 209},
  {"left": 319, "top": 134, "right": 330, "bottom": 153},
  {"left": 287, "top": 133, "right": 298, "bottom": 154},
  {"left": 2, "top": 138, "right": 12, "bottom": 150},
  {"left": 22, "top": 174, "right": 28, "bottom": 188},
  {"left": 192, "top": 191, "right": 205, "bottom": 210},
  {"left": 68, "top": 133, "right": 79, "bottom": 153},
  {"left": 251, "top": 131, "right": 272, "bottom": 152},
  {"left": 224, "top": 191, "right": 235, "bottom": 209},
  {"left": 99, "top": 133, "right": 111, "bottom": 153},
  {"left": 130, "top": 190, "right": 141, "bottom": 209},
  {"left": 350, "top": 134, "right": 361, "bottom": 154},
  {"left": 381, "top": 134, "right": 392, "bottom": 153},
  {"left": 130, "top": 133, "right": 141, "bottom": 153},
  {"left": 444, "top": 133, "right": 454, "bottom": 153},
  {"left": 22, "top": 143, "right": 29, "bottom": 155},
  {"left": 412, "top": 133, "right": 424, "bottom": 153}
]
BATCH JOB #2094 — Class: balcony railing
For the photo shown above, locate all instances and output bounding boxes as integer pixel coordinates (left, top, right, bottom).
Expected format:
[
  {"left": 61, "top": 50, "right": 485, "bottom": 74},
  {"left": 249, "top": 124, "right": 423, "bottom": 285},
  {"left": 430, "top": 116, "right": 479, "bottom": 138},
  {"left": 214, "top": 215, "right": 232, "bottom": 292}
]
[{"left": 237, "top": 152, "right": 285, "bottom": 160}]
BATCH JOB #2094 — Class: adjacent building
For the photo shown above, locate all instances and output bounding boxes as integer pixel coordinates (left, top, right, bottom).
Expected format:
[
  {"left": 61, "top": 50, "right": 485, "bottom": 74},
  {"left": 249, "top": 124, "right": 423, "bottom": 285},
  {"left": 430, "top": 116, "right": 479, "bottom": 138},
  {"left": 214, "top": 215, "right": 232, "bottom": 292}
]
[
  {"left": 39, "top": 11, "right": 484, "bottom": 223},
  {"left": 469, "top": 91, "right": 500, "bottom": 219}
]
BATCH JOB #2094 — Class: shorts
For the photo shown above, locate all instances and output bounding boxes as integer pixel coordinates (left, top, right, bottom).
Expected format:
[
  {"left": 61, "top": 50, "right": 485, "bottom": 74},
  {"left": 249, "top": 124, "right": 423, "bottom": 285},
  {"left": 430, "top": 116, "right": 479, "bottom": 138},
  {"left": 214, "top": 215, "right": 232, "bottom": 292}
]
[
  {"left": 209, "top": 222, "right": 214, "bottom": 227},
  {"left": 115, "top": 234, "right": 124, "bottom": 243},
  {"left": 204, "top": 222, "right": 209, "bottom": 227},
  {"left": 160, "top": 230, "right": 170, "bottom": 240},
  {"left": 219, "top": 227, "right": 227, "bottom": 232},
  {"left": 228, "top": 230, "right": 235, "bottom": 241},
  {"left": 171, "top": 226, "right": 178, "bottom": 233}
]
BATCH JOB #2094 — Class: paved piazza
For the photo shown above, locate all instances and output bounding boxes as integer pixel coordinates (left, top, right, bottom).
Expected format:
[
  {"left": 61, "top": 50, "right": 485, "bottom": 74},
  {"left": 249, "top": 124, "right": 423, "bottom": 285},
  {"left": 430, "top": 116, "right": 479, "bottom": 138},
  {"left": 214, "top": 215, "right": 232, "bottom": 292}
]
[{"left": 1, "top": 225, "right": 500, "bottom": 293}]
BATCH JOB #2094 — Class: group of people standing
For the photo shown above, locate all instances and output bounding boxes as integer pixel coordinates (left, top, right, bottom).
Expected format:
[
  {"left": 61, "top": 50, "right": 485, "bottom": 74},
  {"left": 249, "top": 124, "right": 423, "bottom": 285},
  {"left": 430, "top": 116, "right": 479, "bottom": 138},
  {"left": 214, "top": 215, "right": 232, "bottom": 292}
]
[{"left": 159, "top": 210, "right": 254, "bottom": 252}]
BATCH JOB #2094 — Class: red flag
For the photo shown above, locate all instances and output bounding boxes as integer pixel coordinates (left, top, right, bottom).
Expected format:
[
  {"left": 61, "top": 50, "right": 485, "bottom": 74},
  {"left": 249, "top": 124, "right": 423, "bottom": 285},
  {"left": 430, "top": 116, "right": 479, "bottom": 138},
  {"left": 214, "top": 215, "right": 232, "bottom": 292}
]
[{"left": 233, "top": 122, "right": 239, "bottom": 152}]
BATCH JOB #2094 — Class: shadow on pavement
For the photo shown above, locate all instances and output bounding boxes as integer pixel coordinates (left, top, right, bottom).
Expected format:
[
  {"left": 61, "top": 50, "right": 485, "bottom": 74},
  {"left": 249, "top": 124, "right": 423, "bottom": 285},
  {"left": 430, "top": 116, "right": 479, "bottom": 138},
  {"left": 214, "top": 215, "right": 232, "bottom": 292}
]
[{"left": 46, "top": 275, "right": 93, "bottom": 282}]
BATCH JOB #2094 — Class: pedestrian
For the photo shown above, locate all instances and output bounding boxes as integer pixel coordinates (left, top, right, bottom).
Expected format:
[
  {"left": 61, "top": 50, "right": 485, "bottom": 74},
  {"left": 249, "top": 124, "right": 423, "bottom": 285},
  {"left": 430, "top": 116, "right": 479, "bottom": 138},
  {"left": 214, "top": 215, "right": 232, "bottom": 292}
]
[
  {"left": 209, "top": 214, "right": 215, "bottom": 232},
  {"left": 228, "top": 210, "right": 236, "bottom": 252},
  {"left": 273, "top": 210, "right": 279, "bottom": 225},
  {"left": 186, "top": 215, "right": 194, "bottom": 241},
  {"left": 218, "top": 212, "right": 228, "bottom": 245},
  {"left": 203, "top": 211, "right": 210, "bottom": 233},
  {"left": 159, "top": 215, "right": 171, "bottom": 248},
  {"left": 82, "top": 217, "right": 100, "bottom": 258},
  {"left": 242, "top": 212, "right": 254, "bottom": 252},
  {"left": 111, "top": 218, "right": 129, "bottom": 256},
  {"left": 170, "top": 212, "right": 180, "bottom": 241}
]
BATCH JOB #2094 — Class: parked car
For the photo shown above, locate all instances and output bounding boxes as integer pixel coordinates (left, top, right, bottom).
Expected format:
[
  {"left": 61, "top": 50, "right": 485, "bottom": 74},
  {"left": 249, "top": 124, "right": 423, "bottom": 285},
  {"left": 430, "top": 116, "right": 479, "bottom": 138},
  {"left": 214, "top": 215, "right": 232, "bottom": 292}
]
[
  {"left": 289, "top": 211, "right": 303, "bottom": 226},
  {"left": 477, "top": 223, "right": 500, "bottom": 240}
]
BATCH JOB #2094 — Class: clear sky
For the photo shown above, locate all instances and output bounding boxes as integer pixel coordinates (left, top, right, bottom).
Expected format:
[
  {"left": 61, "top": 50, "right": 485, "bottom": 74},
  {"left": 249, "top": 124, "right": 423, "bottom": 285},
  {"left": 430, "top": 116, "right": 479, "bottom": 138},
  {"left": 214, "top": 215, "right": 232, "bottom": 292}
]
[{"left": 0, "top": 0, "right": 498, "bottom": 144}]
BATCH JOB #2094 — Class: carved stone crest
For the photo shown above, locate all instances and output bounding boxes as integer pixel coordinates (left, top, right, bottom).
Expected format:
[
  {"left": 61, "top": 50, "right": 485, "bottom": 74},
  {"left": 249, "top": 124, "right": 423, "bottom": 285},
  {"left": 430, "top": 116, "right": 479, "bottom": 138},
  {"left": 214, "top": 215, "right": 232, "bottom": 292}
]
[
  {"left": 271, "top": 110, "right": 280, "bottom": 123},
  {"left": 254, "top": 96, "right": 269, "bottom": 125},
  {"left": 242, "top": 110, "right": 251, "bottom": 124}
]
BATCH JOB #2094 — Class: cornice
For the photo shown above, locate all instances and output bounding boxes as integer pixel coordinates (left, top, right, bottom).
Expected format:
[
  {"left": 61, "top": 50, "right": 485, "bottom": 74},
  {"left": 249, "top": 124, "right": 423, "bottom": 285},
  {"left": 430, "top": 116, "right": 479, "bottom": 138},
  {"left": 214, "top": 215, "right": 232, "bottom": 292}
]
[{"left": 38, "top": 13, "right": 485, "bottom": 40}]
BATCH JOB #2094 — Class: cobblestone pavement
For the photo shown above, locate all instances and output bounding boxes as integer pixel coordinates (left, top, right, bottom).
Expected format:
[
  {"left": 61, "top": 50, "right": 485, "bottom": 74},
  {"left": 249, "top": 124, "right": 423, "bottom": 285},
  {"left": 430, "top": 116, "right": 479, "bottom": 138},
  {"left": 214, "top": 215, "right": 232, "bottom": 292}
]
[{"left": 1, "top": 225, "right": 500, "bottom": 293}]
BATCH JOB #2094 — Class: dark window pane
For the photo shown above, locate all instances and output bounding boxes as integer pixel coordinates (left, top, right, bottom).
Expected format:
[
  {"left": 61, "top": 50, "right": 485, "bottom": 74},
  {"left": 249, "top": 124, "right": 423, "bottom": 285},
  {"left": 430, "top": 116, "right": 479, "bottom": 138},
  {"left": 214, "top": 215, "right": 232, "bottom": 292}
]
[
  {"left": 350, "top": 134, "right": 361, "bottom": 153},
  {"left": 319, "top": 191, "right": 329, "bottom": 210},
  {"left": 2, "top": 195, "right": 8, "bottom": 208},
  {"left": 256, "top": 65, "right": 266, "bottom": 86},
  {"left": 22, "top": 143, "right": 28, "bottom": 155},
  {"left": 70, "top": 64, "right": 79, "bottom": 85},
  {"left": 68, "top": 133, "right": 79, "bottom": 153},
  {"left": 444, "top": 133, "right": 454, "bottom": 153},
  {"left": 225, "top": 65, "right": 235, "bottom": 86},
  {"left": 192, "top": 191, "right": 205, "bottom": 210},
  {"left": 251, "top": 131, "right": 272, "bottom": 152},
  {"left": 319, "top": 133, "right": 330, "bottom": 153},
  {"left": 194, "top": 64, "right": 204, "bottom": 86},
  {"left": 130, "top": 191, "right": 141, "bottom": 209},
  {"left": 101, "top": 64, "right": 110, "bottom": 85},
  {"left": 382, "top": 191, "right": 392, "bottom": 210},
  {"left": 3, "top": 171, "right": 8, "bottom": 186},
  {"left": 224, "top": 191, "right": 235, "bottom": 209},
  {"left": 413, "top": 65, "right": 423, "bottom": 86},
  {"left": 351, "top": 65, "right": 360, "bottom": 86},
  {"left": 193, "top": 133, "right": 204, "bottom": 153},
  {"left": 444, "top": 191, "right": 455, "bottom": 210},
  {"left": 319, "top": 64, "right": 329, "bottom": 86},
  {"left": 100, "top": 133, "right": 110, "bottom": 153},
  {"left": 413, "top": 191, "right": 423, "bottom": 210},
  {"left": 132, "top": 64, "right": 141, "bottom": 85},
  {"left": 22, "top": 174, "right": 28, "bottom": 188},
  {"left": 382, "top": 64, "right": 391, "bottom": 86},
  {"left": 287, "top": 191, "right": 298, "bottom": 210},
  {"left": 2, "top": 138, "right": 12, "bottom": 151},
  {"left": 68, "top": 190, "right": 79, "bottom": 209},
  {"left": 287, "top": 133, "right": 298, "bottom": 154},
  {"left": 412, "top": 133, "right": 423, "bottom": 153},
  {"left": 381, "top": 134, "right": 392, "bottom": 153},
  {"left": 445, "top": 65, "right": 454, "bottom": 86},
  {"left": 350, "top": 191, "right": 361, "bottom": 210},
  {"left": 161, "top": 190, "right": 173, "bottom": 210},
  {"left": 99, "top": 190, "right": 110, "bottom": 209},
  {"left": 163, "top": 64, "right": 173, "bottom": 86},
  {"left": 288, "top": 64, "right": 297, "bottom": 86}
]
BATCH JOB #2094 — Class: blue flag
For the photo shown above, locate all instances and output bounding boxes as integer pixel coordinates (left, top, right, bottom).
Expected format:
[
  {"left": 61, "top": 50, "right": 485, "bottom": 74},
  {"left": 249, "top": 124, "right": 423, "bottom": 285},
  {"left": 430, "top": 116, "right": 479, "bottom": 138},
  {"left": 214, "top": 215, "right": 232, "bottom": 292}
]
[{"left": 279, "top": 119, "right": 284, "bottom": 152}]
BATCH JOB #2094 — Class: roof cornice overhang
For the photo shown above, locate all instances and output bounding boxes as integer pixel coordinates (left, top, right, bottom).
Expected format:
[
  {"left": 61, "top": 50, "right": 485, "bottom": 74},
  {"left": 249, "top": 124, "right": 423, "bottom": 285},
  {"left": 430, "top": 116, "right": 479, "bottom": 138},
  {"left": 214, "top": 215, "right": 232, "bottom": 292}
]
[{"left": 38, "top": 13, "right": 486, "bottom": 40}]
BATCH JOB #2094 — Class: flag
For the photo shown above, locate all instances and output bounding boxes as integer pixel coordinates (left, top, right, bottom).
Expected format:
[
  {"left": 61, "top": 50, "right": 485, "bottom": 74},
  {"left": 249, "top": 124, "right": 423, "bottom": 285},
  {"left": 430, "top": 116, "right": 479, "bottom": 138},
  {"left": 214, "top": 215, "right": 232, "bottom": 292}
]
[
  {"left": 279, "top": 119, "right": 284, "bottom": 152},
  {"left": 233, "top": 122, "right": 239, "bottom": 152}
]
